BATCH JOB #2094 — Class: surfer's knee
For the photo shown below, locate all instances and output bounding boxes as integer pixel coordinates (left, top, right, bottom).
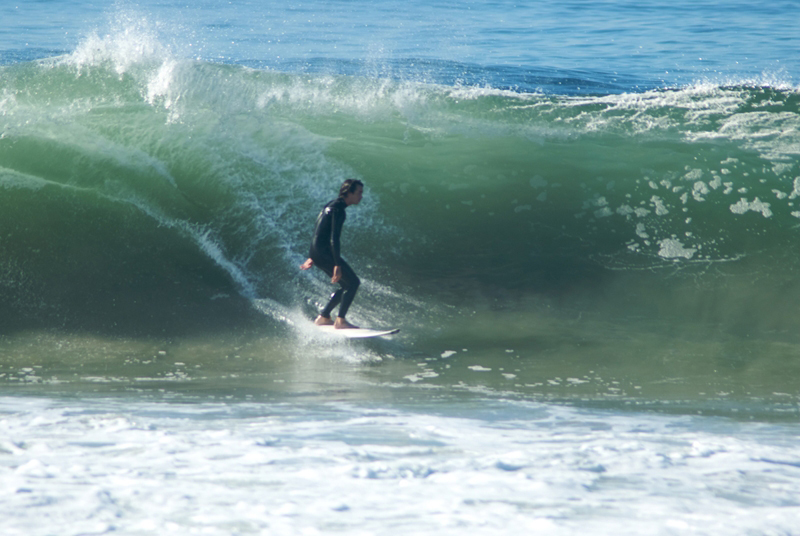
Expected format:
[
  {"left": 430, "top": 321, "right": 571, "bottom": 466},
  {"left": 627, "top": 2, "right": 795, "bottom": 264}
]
[
  {"left": 349, "top": 274, "right": 360, "bottom": 292},
  {"left": 341, "top": 269, "right": 359, "bottom": 291}
]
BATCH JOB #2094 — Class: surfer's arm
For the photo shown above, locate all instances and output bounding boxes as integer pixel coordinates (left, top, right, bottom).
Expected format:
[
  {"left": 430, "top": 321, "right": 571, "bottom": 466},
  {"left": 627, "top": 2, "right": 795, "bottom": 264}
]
[
  {"left": 300, "top": 258, "right": 339, "bottom": 283},
  {"left": 330, "top": 205, "right": 344, "bottom": 267},
  {"left": 330, "top": 206, "right": 347, "bottom": 283}
]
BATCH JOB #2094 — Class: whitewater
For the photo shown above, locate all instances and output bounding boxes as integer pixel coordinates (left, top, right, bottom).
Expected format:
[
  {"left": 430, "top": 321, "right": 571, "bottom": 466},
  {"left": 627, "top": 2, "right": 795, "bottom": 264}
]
[{"left": 2, "top": 0, "right": 800, "bottom": 534}]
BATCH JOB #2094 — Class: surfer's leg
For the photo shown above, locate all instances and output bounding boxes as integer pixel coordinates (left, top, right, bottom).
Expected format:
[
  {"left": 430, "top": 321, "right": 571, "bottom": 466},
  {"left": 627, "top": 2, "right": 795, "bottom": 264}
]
[
  {"left": 335, "top": 260, "right": 360, "bottom": 320},
  {"left": 311, "top": 255, "right": 340, "bottom": 322},
  {"left": 311, "top": 255, "right": 359, "bottom": 327},
  {"left": 320, "top": 288, "right": 344, "bottom": 318}
]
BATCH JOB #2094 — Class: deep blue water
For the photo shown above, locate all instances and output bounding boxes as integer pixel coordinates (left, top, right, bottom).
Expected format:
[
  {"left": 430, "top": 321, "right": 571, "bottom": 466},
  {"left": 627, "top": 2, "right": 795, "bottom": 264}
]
[{"left": 3, "top": 0, "right": 798, "bottom": 90}]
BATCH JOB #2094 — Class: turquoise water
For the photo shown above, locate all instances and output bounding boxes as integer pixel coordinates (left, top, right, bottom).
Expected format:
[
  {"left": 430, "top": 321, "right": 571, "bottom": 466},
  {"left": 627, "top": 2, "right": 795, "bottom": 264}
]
[{"left": 2, "top": 1, "right": 800, "bottom": 534}]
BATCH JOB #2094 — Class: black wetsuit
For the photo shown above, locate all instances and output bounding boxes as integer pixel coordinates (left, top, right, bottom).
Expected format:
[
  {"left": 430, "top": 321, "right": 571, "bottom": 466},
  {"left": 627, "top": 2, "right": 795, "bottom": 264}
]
[{"left": 308, "top": 197, "right": 360, "bottom": 318}]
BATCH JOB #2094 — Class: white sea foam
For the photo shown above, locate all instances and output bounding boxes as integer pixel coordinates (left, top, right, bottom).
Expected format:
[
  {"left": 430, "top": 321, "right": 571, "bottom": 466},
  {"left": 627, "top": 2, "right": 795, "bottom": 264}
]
[
  {"left": 658, "top": 238, "right": 697, "bottom": 259},
  {"left": 729, "top": 197, "right": 773, "bottom": 218},
  {"left": 1, "top": 396, "right": 798, "bottom": 536}
]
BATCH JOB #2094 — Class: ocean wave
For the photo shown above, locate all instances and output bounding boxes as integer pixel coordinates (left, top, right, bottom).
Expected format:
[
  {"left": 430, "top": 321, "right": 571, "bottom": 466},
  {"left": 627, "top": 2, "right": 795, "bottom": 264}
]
[{"left": 1, "top": 41, "right": 799, "bottom": 336}]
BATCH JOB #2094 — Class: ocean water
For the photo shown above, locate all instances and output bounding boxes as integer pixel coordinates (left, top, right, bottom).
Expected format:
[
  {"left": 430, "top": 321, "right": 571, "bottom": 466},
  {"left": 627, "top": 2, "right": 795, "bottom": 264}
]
[{"left": 2, "top": 1, "right": 800, "bottom": 534}]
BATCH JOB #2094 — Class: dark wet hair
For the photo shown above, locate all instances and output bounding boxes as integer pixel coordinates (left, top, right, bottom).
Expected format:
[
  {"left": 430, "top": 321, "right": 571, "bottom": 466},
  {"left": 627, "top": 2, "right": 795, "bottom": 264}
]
[{"left": 338, "top": 179, "right": 364, "bottom": 198}]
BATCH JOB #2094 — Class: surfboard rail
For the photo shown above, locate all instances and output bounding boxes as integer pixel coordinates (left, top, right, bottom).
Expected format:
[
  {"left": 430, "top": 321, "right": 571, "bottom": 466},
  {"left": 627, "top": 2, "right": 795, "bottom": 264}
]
[{"left": 315, "top": 325, "right": 400, "bottom": 338}]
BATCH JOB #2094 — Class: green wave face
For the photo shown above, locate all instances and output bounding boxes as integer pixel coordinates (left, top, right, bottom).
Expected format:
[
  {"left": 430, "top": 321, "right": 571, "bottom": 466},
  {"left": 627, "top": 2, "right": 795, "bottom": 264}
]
[{"left": 2, "top": 57, "right": 800, "bottom": 338}]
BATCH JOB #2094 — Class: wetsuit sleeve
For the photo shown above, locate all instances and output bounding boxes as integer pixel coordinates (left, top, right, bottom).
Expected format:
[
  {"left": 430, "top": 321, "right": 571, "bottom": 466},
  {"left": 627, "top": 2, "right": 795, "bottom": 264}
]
[{"left": 330, "top": 205, "right": 345, "bottom": 266}]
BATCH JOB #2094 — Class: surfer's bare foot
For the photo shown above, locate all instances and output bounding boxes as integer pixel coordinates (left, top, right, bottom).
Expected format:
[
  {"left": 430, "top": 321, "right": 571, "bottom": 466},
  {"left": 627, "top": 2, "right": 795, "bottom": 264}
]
[
  {"left": 334, "top": 317, "right": 358, "bottom": 329},
  {"left": 314, "top": 315, "right": 334, "bottom": 326}
]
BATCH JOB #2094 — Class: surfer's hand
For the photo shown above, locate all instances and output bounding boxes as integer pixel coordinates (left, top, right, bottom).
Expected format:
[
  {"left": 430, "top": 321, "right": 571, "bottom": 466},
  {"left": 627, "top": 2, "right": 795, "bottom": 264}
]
[
  {"left": 332, "top": 265, "right": 342, "bottom": 283},
  {"left": 300, "top": 258, "right": 313, "bottom": 270}
]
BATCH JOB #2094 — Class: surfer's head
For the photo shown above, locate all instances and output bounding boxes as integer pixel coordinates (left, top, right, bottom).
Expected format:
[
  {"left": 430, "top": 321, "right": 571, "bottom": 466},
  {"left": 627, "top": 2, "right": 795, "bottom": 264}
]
[{"left": 339, "top": 179, "right": 364, "bottom": 205}]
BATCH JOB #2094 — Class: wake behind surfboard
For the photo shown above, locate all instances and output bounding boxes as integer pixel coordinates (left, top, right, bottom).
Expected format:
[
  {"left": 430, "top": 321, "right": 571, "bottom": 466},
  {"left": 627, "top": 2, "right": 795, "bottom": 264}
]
[{"left": 315, "top": 325, "right": 400, "bottom": 339}]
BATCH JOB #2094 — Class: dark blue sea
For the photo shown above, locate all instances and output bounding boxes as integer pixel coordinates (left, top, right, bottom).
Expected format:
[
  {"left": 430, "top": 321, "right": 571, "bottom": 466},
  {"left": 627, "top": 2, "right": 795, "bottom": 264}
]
[{"left": 2, "top": 1, "right": 799, "bottom": 534}]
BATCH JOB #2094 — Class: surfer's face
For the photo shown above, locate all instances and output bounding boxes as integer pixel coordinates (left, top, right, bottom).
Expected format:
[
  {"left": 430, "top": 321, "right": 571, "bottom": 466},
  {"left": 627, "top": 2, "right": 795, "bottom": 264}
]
[{"left": 345, "top": 185, "right": 363, "bottom": 206}]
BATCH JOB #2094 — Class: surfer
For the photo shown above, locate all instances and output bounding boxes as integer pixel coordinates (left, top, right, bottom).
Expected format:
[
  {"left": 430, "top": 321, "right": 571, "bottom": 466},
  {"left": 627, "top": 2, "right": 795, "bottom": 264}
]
[{"left": 300, "top": 179, "right": 364, "bottom": 329}]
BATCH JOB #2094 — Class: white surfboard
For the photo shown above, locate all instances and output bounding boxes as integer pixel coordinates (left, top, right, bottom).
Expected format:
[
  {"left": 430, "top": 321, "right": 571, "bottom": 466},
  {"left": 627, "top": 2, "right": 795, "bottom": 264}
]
[{"left": 316, "top": 325, "right": 400, "bottom": 339}]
